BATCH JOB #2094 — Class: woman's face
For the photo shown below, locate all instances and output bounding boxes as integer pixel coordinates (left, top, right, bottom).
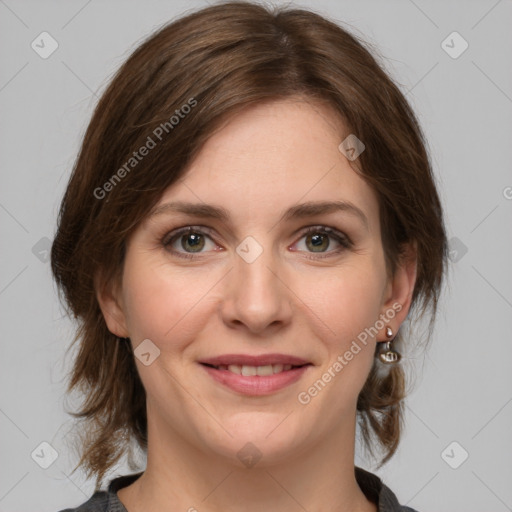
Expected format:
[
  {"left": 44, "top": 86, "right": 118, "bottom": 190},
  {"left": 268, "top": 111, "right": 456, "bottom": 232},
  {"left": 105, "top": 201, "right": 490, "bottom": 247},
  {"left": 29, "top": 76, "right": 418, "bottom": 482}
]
[{"left": 100, "top": 98, "right": 413, "bottom": 466}]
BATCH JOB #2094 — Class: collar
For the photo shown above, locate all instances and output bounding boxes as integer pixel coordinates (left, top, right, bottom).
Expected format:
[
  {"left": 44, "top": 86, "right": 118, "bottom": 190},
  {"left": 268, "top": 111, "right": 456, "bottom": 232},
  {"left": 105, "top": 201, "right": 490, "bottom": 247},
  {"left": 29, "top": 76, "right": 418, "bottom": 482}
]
[{"left": 104, "top": 466, "right": 413, "bottom": 512}]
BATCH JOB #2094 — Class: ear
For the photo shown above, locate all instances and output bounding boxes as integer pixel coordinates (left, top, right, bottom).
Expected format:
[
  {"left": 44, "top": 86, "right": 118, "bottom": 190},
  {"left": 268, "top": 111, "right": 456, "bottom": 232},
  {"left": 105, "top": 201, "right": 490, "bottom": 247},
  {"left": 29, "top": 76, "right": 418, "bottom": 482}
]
[
  {"left": 94, "top": 269, "right": 129, "bottom": 338},
  {"left": 380, "top": 242, "right": 417, "bottom": 337}
]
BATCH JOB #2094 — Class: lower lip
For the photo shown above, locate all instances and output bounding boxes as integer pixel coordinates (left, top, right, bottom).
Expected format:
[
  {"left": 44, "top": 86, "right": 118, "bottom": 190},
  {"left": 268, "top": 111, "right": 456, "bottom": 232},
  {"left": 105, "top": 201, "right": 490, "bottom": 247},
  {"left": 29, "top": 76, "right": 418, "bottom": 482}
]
[{"left": 200, "top": 364, "right": 311, "bottom": 396}]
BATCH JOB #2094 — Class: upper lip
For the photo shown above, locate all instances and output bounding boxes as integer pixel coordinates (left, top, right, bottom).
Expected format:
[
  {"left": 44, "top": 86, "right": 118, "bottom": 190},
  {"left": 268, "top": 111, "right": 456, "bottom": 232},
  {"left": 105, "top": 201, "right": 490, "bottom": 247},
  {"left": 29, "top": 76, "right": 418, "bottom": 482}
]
[{"left": 199, "top": 353, "right": 311, "bottom": 367}]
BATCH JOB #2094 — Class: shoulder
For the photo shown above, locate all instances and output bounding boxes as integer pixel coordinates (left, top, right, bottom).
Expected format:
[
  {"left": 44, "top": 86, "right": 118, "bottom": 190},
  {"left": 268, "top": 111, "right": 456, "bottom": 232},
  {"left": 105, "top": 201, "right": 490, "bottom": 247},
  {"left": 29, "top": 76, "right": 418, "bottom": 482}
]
[
  {"left": 355, "top": 466, "right": 420, "bottom": 512},
  {"left": 56, "top": 472, "right": 143, "bottom": 512},
  {"left": 56, "top": 491, "right": 110, "bottom": 512}
]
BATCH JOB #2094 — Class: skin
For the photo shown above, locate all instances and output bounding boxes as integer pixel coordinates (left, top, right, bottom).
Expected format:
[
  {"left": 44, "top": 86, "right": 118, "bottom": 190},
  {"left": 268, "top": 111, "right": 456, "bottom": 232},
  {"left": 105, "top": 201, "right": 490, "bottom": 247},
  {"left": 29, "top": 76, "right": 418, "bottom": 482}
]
[{"left": 98, "top": 97, "right": 417, "bottom": 512}]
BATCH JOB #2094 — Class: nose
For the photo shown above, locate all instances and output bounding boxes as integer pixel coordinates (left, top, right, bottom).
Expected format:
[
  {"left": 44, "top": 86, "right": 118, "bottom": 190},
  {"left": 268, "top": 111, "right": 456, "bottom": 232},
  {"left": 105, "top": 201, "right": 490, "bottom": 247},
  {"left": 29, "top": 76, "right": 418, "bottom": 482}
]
[{"left": 221, "top": 241, "right": 293, "bottom": 335}]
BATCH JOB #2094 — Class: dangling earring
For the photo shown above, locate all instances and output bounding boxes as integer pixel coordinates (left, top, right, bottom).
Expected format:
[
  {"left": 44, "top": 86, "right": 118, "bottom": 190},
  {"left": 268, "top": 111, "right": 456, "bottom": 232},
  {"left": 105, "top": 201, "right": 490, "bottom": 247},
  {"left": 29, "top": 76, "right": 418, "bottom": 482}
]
[{"left": 378, "top": 327, "right": 401, "bottom": 364}]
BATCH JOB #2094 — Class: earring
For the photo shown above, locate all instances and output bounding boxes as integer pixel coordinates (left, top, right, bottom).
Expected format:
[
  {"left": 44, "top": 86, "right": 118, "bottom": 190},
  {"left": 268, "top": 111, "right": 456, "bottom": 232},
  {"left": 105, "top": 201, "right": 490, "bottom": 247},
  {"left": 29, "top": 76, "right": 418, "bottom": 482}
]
[{"left": 378, "top": 327, "right": 401, "bottom": 364}]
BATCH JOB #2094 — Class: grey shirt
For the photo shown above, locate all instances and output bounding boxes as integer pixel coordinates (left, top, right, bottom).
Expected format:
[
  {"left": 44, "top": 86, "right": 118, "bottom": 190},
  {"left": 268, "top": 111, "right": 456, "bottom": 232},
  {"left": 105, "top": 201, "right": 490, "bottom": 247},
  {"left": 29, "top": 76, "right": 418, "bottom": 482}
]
[{"left": 58, "top": 467, "right": 418, "bottom": 512}]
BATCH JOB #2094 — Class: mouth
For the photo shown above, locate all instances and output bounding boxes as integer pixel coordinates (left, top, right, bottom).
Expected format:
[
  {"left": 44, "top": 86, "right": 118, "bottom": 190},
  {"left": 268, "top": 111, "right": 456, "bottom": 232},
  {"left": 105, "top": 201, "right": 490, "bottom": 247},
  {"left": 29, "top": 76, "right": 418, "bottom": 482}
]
[
  {"left": 198, "top": 354, "right": 313, "bottom": 396},
  {"left": 200, "top": 362, "right": 309, "bottom": 376}
]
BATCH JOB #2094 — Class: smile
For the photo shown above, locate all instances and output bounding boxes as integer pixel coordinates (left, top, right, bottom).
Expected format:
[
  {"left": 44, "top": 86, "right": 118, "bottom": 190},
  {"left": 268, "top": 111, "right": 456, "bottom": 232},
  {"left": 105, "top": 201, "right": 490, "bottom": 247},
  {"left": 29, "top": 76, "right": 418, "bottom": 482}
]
[
  {"left": 198, "top": 354, "right": 312, "bottom": 396},
  {"left": 207, "top": 363, "right": 300, "bottom": 375}
]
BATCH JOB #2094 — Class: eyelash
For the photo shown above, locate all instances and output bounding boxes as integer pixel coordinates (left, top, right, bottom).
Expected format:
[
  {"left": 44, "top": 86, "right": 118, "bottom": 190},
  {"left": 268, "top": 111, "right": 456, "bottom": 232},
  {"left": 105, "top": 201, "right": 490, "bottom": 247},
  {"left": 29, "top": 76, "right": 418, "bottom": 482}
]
[{"left": 161, "top": 225, "right": 352, "bottom": 260}]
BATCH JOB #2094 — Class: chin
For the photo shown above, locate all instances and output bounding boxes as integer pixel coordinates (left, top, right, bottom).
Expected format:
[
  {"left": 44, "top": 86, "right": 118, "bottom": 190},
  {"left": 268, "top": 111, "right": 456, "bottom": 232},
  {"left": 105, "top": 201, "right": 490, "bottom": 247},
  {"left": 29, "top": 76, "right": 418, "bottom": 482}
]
[{"left": 199, "top": 413, "right": 309, "bottom": 468}]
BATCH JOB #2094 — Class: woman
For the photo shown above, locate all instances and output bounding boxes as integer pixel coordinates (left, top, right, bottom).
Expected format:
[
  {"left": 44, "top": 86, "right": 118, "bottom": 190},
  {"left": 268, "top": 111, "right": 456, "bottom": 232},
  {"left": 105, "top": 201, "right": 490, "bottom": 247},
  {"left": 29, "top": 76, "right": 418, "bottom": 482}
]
[{"left": 52, "top": 2, "right": 447, "bottom": 511}]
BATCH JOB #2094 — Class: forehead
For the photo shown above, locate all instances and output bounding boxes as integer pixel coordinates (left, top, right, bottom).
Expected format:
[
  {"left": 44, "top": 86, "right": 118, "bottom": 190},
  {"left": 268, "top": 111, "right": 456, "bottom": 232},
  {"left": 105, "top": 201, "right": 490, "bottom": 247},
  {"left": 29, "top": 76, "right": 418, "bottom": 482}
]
[{"left": 153, "top": 98, "right": 380, "bottom": 229}]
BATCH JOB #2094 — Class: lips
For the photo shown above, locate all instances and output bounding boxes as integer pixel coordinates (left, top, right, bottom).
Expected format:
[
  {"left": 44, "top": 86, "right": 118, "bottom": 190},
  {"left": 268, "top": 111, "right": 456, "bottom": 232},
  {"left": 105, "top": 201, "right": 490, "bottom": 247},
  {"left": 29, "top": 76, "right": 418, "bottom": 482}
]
[{"left": 198, "top": 353, "right": 312, "bottom": 396}]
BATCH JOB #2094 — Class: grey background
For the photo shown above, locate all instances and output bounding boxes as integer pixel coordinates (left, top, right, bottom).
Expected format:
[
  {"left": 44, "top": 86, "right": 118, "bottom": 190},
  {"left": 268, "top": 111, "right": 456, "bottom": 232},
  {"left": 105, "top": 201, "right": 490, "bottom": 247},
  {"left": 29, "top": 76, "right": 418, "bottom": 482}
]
[{"left": 1, "top": 0, "right": 511, "bottom": 510}]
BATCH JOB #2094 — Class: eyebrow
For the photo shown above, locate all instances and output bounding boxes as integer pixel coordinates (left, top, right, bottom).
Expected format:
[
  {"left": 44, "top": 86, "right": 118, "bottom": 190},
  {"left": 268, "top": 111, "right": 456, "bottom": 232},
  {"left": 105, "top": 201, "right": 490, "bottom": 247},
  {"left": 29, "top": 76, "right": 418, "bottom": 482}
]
[{"left": 148, "top": 200, "right": 369, "bottom": 229}]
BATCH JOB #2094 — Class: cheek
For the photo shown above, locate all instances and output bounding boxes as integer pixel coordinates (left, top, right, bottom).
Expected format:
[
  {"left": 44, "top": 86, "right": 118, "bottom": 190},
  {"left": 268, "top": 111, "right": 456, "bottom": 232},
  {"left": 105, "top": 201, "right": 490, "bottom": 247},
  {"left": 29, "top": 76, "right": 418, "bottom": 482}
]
[
  {"left": 306, "top": 263, "right": 387, "bottom": 339},
  {"left": 121, "top": 256, "right": 217, "bottom": 346},
  {"left": 297, "top": 262, "right": 386, "bottom": 394}
]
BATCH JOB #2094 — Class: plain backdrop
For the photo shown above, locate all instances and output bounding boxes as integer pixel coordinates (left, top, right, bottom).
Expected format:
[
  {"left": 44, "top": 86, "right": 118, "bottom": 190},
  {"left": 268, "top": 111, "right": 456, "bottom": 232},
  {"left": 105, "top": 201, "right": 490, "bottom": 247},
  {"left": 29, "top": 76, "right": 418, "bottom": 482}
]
[{"left": 1, "top": 1, "right": 511, "bottom": 511}]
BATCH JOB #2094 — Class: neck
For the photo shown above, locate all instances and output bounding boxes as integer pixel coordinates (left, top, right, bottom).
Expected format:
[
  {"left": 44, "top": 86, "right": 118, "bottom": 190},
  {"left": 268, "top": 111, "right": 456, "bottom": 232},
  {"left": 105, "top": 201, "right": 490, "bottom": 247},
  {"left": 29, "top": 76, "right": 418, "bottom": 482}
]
[{"left": 117, "top": 412, "right": 377, "bottom": 512}]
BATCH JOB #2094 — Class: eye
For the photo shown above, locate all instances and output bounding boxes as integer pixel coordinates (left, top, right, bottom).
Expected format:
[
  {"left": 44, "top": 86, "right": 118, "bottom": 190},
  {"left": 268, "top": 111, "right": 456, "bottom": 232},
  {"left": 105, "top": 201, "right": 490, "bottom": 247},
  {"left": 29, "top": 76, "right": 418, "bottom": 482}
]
[
  {"left": 162, "top": 226, "right": 219, "bottom": 259},
  {"left": 293, "top": 226, "right": 352, "bottom": 258},
  {"left": 161, "top": 225, "right": 352, "bottom": 260}
]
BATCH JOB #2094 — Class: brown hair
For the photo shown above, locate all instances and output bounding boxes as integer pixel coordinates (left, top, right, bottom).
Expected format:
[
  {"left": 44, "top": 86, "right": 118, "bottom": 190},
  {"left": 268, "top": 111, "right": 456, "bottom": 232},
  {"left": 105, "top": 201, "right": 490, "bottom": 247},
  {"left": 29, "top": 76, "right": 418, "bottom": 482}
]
[{"left": 51, "top": 0, "right": 447, "bottom": 489}]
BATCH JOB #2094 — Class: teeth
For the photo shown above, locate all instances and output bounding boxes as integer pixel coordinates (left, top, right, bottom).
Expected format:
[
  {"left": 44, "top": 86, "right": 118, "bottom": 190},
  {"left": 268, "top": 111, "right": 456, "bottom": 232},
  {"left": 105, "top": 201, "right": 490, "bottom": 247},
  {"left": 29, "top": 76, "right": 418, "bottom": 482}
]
[
  {"left": 272, "top": 364, "right": 284, "bottom": 374},
  {"left": 227, "top": 364, "right": 241, "bottom": 375},
  {"left": 256, "top": 365, "right": 274, "bottom": 376},
  {"left": 216, "top": 364, "right": 299, "bottom": 375},
  {"left": 241, "top": 365, "right": 257, "bottom": 376}
]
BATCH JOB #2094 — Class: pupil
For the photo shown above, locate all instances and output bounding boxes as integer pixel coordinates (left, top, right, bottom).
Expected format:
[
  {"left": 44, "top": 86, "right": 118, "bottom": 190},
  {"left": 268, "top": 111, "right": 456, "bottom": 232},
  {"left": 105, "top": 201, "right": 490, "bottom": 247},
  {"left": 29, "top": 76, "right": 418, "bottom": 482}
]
[
  {"left": 308, "top": 233, "right": 328, "bottom": 251},
  {"left": 311, "top": 234, "right": 322, "bottom": 246},
  {"left": 182, "top": 233, "right": 204, "bottom": 252}
]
